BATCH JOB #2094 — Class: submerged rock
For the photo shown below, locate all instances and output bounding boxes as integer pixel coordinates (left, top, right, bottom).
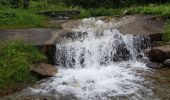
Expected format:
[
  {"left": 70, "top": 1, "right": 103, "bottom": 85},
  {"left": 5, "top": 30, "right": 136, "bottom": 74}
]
[{"left": 30, "top": 63, "right": 58, "bottom": 78}]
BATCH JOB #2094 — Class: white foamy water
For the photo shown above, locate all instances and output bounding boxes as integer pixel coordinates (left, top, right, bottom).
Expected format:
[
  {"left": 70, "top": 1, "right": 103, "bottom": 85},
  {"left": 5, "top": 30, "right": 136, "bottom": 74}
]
[{"left": 30, "top": 18, "right": 152, "bottom": 100}]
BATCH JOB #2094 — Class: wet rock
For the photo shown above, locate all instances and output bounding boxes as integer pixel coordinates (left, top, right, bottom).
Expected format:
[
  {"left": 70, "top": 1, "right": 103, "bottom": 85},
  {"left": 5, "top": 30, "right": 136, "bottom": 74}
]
[
  {"left": 146, "top": 45, "right": 170, "bottom": 63},
  {"left": 36, "top": 45, "right": 56, "bottom": 65},
  {"left": 163, "top": 59, "right": 170, "bottom": 67},
  {"left": 147, "top": 62, "right": 164, "bottom": 69},
  {"left": 151, "top": 41, "right": 166, "bottom": 47},
  {"left": 30, "top": 63, "right": 58, "bottom": 78},
  {"left": 149, "top": 33, "right": 163, "bottom": 41},
  {"left": 62, "top": 15, "right": 165, "bottom": 36}
]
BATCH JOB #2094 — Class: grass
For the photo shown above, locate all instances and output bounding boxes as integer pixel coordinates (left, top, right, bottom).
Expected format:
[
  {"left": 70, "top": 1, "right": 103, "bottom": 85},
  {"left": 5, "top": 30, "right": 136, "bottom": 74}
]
[
  {"left": 0, "top": 8, "right": 47, "bottom": 29},
  {"left": 0, "top": 2, "right": 124, "bottom": 29},
  {"left": 127, "top": 4, "right": 170, "bottom": 18},
  {"left": 0, "top": 40, "right": 46, "bottom": 95},
  {"left": 0, "top": 2, "right": 72, "bottom": 29}
]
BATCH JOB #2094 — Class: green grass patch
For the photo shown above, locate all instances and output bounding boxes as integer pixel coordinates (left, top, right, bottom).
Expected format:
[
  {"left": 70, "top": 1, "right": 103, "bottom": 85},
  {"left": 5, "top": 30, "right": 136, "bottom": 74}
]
[
  {"left": 0, "top": 7, "right": 62, "bottom": 29},
  {"left": 0, "top": 2, "right": 124, "bottom": 28},
  {"left": 0, "top": 8, "right": 48, "bottom": 29},
  {"left": 127, "top": 4, "right": 170, "bottom": 18},
  {"left": 0, "top": 40, "right": 46, "bottom": 95}
]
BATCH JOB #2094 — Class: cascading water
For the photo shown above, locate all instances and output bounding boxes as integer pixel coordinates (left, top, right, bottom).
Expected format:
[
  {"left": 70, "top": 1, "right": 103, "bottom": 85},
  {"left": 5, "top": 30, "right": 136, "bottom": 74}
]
[{"left": 31, "top": 18, "right": 153, "bottom": 100}]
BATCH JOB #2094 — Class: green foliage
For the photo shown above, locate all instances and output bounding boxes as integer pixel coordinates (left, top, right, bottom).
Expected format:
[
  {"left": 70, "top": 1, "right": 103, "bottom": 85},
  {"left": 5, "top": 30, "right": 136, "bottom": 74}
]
[
  {"left": 0, "top": 41, "right": 46, "bottom": 93},
  {"left": 0, "top": 0, "right": 29, "bottom": 8},
  {"left": 62, "top": 0, "right": 170, "bottom": 8},
  {"left": 0, "top": 1, "right": 76, "bottom": 29},
  {"left": 162, "top": 21, "right": 170, "bottom": 42},
  {"left": 0, "top": 10, "right": 16, "bottom": 18},
  {"left": 30, "top": 1, "right": 80, "bottom": 13},
  {"left": 0, "top": 8, "right": 52, "bottom": 29},
  {"left": 75, "top": 8, "right": 123, "bottom": 19},
  {"left": 127, "top": 4, "right": 170, "bottom": 18}
]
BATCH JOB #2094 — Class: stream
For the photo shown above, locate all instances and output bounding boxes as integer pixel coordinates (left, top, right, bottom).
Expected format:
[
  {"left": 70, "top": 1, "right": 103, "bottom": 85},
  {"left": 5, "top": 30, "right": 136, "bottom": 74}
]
[{"left": 3, "top": 18, "right": 170, "bottom": 100}]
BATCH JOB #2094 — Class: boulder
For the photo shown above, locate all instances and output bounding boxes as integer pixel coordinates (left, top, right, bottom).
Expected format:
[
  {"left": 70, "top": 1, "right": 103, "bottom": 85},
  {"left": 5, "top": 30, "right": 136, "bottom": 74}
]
[
  {"left": 30, "top": 63, "right": 58, "bottom": 78},
  {"left": 146, "top": 62, "right": 164, "bottom": 69},
  {"left": 163, "top": 59, "right": 170, "bottom": 67},
  {"left": 146, "top": 45, "right": 170, "bottom": 63}
]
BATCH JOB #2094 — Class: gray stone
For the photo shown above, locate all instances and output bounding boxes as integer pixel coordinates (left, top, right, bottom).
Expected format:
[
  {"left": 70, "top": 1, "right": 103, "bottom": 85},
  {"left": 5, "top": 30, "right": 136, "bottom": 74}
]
[
  {"left": 163, "top": 59, "right": 170, "bottom": 67},
  {"left": 147, "top": 62, "right": 164, "bottom": 69},
  {"left": 146, "top": 45, "right": 170, "bottom": 63},
  {"left": 30, "top": 63, "right": 58, "bottom": 78}
]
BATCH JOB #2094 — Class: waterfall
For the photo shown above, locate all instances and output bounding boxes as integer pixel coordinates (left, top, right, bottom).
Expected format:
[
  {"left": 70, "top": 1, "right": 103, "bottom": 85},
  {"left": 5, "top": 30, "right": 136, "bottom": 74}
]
[{"left": 31, "top": 18, "right": 152, "bottom": 100}]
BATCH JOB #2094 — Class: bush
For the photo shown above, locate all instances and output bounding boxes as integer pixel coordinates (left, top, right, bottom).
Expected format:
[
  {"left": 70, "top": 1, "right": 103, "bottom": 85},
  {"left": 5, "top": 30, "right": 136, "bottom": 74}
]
[{"left": 0, "top": 41, "right": 46, "bottom": 94}]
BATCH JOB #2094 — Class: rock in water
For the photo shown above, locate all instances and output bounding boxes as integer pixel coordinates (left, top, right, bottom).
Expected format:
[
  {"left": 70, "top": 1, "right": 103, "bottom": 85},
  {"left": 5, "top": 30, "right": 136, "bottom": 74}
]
[
  {"left": 30, "top": 63, "right": 58, "bottom": 78},
  {"left": 147, "top": 62, "right": 164, "bottom": 69},
  {"left": 146, "top": 45, "right": 170, "bottom": 63},
  {"left": 163, "top": 59, "right": 170, "bottom": 67}
]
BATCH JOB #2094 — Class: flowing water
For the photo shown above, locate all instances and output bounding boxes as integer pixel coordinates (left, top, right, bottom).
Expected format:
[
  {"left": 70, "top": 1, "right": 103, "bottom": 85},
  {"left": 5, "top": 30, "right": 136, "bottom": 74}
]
[
  {"left": 3, "top": 18, "right": 169, "bottom": 100},
  {"left": 27, "top": 18, "right": 156, "bottom": 100}
]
